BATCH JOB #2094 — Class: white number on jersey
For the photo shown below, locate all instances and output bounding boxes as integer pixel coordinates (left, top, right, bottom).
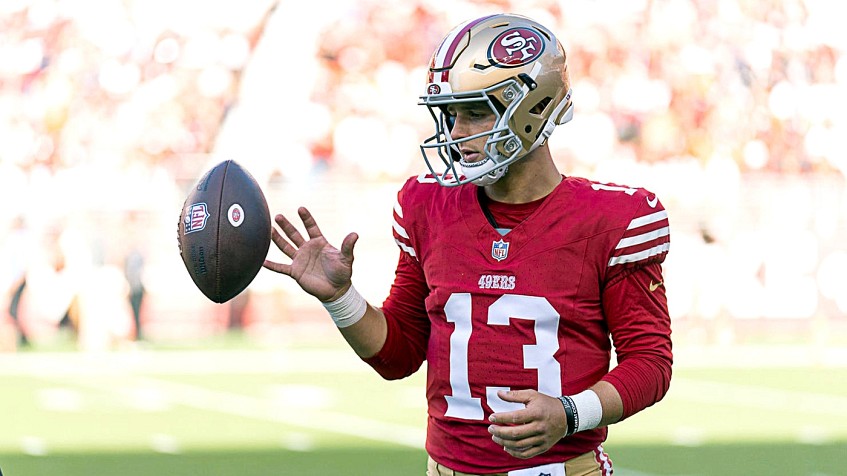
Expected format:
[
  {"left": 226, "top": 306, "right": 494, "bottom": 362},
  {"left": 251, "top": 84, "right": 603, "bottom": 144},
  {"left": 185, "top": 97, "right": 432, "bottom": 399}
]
[
  {"left": 591, "top": 183, "right": 638, "bottom": 195},
  {"left": 443, "top": 293, "right": 562, "bottom": 420}
]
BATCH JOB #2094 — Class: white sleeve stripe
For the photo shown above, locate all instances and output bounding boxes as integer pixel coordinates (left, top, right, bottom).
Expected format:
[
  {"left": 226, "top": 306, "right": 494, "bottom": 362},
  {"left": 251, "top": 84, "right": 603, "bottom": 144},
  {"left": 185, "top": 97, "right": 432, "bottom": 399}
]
[
  {"left": 394, "top": 238, "right": 417, "bottom": 258},
  {"left": 627, "top": 210, "right": 668, "bottom": 230},
  {"left": 392, "top": 219, "right": 409, "bottom": 239},
  {"left": 394, "top": 199, "right": 404, "bottom": 218},
  {"left": 608, "top": 242, "right": 670, "bottom": 267},
  {"left": 616, "top": 226, "right": 670, "bottom": 249}
]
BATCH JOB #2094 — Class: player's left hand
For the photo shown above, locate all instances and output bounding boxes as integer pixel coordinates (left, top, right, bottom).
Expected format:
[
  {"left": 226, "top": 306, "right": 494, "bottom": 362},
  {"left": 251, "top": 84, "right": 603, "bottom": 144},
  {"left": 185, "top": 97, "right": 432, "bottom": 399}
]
[{"left": 487, "top": 389, "right": 568, "bottom": 459}]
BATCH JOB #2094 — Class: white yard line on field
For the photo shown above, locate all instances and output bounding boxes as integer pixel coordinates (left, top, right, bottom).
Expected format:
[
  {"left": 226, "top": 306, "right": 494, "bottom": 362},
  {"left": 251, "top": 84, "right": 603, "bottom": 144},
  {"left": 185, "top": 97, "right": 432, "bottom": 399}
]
[
  {"left": 15, "top": 350, "right": 667, "bottom": 475},
  {"left": 0, "top": 349, "right": 372, "bottom": 376},
  {"left": 42, "top": 373, "right": 427, "bottom": 449},
  {"left": 29, "top": 372, "right": 662, "bottom": 476},
  {"left": 670, "top": 377, "right": 847, "bottom": 417}
]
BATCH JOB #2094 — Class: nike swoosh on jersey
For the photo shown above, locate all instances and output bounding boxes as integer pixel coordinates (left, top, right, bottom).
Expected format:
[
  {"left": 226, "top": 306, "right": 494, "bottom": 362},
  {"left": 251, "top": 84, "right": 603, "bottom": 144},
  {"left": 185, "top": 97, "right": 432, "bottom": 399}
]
[
  {"left": 646, "top": 195, "right": 658, "bottom": 208},
  {"left": 649, "top": 280, "right": 663, "bottom": 292}
]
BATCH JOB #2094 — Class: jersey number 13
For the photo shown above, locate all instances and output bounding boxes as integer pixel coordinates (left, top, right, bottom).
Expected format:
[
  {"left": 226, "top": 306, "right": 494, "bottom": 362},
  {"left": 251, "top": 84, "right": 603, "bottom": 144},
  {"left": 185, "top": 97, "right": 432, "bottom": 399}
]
[{"left": 444, "top": 293, "right": 562, "bottom": 421}]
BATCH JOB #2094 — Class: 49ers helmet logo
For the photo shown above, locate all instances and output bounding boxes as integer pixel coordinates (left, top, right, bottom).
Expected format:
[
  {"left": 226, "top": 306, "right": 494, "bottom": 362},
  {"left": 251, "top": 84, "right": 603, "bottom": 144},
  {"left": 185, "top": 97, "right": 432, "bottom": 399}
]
[{"left": 488, "top": 28, "right": 545, "bottom": 68}]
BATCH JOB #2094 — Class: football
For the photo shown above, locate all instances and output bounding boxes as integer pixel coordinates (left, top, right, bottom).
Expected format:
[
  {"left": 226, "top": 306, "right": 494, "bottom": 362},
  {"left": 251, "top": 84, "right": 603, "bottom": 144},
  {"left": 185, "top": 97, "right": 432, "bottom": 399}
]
[{"left": 177, "top": 160, "right": 271, "bottom": 303}]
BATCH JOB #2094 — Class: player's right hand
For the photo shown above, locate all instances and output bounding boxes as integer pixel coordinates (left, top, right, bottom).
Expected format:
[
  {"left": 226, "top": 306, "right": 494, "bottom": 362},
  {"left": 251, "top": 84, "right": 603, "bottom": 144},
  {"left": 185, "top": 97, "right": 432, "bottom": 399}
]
[{"left": 263, "top": 207, "right": 359, "bottom": 302}]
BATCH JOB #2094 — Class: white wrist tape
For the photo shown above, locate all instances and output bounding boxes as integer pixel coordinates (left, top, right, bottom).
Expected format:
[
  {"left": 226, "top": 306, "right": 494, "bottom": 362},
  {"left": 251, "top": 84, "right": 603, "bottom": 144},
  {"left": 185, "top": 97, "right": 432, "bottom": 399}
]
[
  {"left": 321, "top": 285, "right": 367, "bottom": 328},
  {"left": 570, "top": 389, "right": 603, "bottom": 433}
]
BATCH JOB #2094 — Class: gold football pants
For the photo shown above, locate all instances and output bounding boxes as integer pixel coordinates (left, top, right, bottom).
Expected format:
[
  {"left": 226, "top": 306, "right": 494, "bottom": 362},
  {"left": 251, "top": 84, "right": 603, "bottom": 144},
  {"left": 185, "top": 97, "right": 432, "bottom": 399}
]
[{"left": 426, "top": 450, "right": 609, "bottom": 476}]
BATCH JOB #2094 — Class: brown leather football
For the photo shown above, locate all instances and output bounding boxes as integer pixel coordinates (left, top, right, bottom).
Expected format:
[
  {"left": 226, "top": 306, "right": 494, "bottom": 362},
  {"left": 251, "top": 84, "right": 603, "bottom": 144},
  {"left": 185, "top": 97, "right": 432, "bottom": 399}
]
[{"left": 177, "top": 160, "right": 271, "bottom": 303}]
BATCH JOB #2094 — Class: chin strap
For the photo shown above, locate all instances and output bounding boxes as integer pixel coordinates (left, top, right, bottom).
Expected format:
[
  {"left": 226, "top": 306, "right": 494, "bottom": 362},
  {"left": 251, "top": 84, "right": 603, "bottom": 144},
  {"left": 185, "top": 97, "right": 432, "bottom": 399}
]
[
  {"left": 460, "top": 157, "right": 507, "bottom": 186},
  {"left": 473, "top": 166, "right": 507, "bottom": 186}
]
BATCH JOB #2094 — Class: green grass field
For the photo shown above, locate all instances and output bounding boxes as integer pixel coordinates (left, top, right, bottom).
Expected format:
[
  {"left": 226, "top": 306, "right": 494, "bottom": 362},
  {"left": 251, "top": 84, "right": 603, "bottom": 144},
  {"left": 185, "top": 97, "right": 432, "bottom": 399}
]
[{"left": 1, "top": 340, "right": 845, "bottom": 476}]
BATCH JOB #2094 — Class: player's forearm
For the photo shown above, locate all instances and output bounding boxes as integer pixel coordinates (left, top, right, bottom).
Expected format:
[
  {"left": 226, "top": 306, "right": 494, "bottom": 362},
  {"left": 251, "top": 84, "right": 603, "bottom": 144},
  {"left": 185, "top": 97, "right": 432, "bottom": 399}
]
[
  {"left": 589, "top": 380, "right": 624, "bottom": 427},
  {"left": 601, "top": 352, "right": 672, "bottom": 420},
  {"left": 337, "top": 303, "right": 387, "bottom": 358}
]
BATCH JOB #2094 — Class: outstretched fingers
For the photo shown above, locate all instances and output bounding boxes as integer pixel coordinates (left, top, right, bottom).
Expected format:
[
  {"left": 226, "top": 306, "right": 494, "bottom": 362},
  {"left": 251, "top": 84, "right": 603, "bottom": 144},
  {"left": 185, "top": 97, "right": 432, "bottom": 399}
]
[
  {"left": 276, "top": 212, "right": 308, "bottom": 247},
  {"left": 262, "top": 258, "right": 291, "bottom": 275},
  {"left": 264, "top": 209, "right": 329, "bottom": 277},
  {"left": 269, "top": 224, "right": 297, "bottom": 258},
  {"left": 263, "top": 213, "right": 303, "bottom": 276},
  {"left": 297, "top": 207, "right": 325, "bottom": 240}
]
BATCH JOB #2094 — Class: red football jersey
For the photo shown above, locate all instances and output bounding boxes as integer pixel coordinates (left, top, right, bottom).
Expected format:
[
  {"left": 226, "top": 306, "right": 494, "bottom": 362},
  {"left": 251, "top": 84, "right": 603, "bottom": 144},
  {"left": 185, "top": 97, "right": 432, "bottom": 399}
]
[{"left": 365, "top": 174, "right": 672, "bottom": 473}]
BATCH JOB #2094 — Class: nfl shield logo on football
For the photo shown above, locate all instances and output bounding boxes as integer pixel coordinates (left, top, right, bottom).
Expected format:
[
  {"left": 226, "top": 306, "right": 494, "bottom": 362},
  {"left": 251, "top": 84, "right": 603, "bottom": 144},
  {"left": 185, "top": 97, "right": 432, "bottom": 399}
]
[
  {"left": 184, "top": 202, "right": 210, "bottom": 234},
  {"left": 491, "top": 239, "right": 510, "bottom": 261}
]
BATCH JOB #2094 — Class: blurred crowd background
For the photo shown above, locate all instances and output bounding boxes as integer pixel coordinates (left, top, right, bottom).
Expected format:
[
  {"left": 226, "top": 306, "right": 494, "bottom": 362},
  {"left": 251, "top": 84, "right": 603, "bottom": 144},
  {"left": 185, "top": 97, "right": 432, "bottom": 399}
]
[{"left": 0, "top": 0, "right": 845, "bottom": 354}]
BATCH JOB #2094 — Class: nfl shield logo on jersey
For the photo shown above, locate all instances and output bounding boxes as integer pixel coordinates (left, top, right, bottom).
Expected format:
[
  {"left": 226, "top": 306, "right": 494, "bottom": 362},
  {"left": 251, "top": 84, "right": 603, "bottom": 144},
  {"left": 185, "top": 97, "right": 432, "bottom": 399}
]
[{"left": 491, "top": 239, "right": 510, "bottom": 261}]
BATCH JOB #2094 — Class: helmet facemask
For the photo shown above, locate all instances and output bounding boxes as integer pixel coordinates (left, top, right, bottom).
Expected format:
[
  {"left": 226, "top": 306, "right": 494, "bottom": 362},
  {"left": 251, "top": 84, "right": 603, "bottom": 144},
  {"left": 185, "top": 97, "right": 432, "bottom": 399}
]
[{"left": 420, "top": 79, "right": 530, "bottom": 187}]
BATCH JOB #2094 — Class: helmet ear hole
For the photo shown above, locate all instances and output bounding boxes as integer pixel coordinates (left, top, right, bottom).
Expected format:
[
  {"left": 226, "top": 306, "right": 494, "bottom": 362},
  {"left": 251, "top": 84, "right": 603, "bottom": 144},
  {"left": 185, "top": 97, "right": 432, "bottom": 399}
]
[
  {"left": 525, "top": 125, "right": 532, "bottom": 133},
  {"left": 530, "top": 96, "right": 552, "bottom": 115}
]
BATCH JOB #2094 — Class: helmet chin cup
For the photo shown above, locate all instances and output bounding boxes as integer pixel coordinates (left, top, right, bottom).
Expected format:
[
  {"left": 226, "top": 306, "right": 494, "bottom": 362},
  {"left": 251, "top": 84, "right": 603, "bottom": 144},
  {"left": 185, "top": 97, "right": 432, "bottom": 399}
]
[
  {"left": 460, "top": 157, "right": 508, "bottom": 186},
  {"left": 472, "top": 168, "right": 507, "bottom": 186}
]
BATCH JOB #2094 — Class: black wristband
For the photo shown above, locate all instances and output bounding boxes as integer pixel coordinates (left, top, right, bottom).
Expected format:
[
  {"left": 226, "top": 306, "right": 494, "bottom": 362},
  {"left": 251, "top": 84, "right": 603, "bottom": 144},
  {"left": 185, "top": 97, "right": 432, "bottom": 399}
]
[{"left": 558, "top": 395, "right": 578, "bottom": 437}]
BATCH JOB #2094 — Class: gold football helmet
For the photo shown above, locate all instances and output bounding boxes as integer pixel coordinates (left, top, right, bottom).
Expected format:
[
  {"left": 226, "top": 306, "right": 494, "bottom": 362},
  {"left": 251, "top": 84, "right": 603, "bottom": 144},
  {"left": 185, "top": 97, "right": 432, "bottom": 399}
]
[{"left": 419, "top": 13, "right": 573, "bottom": 186}]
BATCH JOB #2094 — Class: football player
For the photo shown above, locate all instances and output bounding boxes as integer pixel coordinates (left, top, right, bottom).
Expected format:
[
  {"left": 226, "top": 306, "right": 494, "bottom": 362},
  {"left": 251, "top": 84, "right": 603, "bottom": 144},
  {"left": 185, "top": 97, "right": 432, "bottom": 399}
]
[{"left": 264, "top": 13, "right": 672, "bottom": 476}]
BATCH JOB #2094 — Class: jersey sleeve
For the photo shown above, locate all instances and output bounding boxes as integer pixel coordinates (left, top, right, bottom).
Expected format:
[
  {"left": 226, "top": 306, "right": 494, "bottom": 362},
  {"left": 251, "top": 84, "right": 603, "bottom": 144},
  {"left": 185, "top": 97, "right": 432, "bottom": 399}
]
[
  {"left": 361, "top": 180, "right": 431, "bottom": 380},
  {"left": 606, "top": 191, "right": 670, "bottom": 278},
  {"left": 600, "top": 191, "right": 672, "bottom": 419},
  {"left": 391, "top": 179, "right": 419, "bottom": 262},
  {"left": 600, "top": 261, "right": 672, "bottom": 419}
]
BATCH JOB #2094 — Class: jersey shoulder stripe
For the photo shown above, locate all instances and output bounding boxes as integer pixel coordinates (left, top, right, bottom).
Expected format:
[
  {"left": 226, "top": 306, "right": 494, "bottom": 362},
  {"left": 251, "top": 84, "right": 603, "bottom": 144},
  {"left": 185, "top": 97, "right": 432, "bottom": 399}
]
[
  {"left": 394, "top": 238, "right": 417, "bottom": 258},
  {"left": 393, "top": 174, "right": 447, "bottom": 260},
  {"left": 393, "top": 195, "right": 416, "bottom": 260},
  {"left": 608, "top": 201, "right": 670, "bottom": 267},
  {"left": 392, "top": 199, "right": 410, "bottom": 239}
]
